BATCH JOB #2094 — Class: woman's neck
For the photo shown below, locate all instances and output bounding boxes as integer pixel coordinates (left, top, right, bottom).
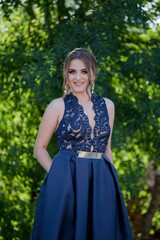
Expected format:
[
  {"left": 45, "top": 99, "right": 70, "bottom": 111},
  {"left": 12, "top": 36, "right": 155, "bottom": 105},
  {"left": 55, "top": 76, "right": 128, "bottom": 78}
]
[{"left": 71, "top": 90, "right": 91, "bottom": 103}]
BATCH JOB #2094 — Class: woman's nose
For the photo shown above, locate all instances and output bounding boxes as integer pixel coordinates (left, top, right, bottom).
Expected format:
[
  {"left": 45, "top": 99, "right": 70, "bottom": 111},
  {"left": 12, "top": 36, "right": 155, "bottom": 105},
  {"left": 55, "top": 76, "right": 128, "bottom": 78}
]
[{"left": 75, "top": 73, "right": 81, "bottom": 80}]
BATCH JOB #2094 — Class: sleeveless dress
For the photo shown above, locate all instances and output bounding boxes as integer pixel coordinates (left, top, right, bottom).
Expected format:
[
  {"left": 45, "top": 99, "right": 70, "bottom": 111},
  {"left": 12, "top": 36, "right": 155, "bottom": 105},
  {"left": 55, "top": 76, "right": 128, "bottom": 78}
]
[{"left": 31, "top": 92, "right": 133, "bottom": 240}]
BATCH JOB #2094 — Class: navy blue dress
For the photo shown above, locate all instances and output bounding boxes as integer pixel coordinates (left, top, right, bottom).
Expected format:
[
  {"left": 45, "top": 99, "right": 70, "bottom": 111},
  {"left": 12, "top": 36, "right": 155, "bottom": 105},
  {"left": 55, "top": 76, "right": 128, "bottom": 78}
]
[{"left": 31, "top": 92, "right": 133, "bottom": 240}]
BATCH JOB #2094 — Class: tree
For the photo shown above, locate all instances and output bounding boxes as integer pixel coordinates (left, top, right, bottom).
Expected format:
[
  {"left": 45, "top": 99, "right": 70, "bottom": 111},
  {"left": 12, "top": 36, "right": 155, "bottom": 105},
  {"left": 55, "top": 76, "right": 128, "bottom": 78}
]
[{"left": 0, "top": 0, "right": 160, "bottom": 239}]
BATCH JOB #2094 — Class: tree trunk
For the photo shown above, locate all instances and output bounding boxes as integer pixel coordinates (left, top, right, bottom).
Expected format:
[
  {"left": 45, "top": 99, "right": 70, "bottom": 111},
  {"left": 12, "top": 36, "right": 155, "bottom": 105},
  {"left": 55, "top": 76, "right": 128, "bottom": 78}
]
[{"left": 141, "top": 172, "right": 160, "bottom": 239}]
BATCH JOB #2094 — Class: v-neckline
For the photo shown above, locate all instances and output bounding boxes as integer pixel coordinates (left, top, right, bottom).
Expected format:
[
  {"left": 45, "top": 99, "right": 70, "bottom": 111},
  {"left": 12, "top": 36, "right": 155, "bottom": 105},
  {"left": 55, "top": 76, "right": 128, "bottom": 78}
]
[{"left": 70, "top": 92, "right": 97, "bottom": 142}]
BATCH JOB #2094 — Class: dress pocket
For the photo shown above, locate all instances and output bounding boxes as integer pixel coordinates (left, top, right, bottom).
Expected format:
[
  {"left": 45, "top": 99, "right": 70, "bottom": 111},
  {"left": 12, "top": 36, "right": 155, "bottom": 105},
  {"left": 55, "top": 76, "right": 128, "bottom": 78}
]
[
  {"left": 39, "top": 173, "right": 49, "bottom": 195},
  {"left": 43, "top": 162, "right": 53, "bottom": 186},
  {"left": 44, "top": 173, "right": 49, "bottom": 185},
  {"left": 102, "top": 154, "right": 118, "bottom": 173},
  {"left": 42, "top": 153, "right": 59, "bottom": 187}
]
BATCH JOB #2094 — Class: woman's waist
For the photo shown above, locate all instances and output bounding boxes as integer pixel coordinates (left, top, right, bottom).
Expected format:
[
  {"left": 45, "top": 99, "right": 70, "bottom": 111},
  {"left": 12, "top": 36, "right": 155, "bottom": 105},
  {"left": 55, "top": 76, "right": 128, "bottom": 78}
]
[{"left": 59, "top": 149, "right": 104, "bottom": 159}]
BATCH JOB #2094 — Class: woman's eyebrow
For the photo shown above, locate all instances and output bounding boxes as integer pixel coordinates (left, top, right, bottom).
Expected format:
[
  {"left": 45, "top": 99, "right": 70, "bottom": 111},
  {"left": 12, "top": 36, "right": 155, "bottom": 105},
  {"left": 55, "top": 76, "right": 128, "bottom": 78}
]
[
  {"left": 68, "top": 68, "right": 75, "bottom": 71},
  {"left": 68, "top": 68, "right": 87, "bottom": 70}
]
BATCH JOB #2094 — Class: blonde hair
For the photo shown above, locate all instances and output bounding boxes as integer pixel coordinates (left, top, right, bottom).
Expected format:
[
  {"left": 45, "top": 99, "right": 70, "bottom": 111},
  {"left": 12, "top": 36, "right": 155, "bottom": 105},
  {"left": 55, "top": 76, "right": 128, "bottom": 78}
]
[{"left": 62, "top": 48, "right": 97, "bottom": 98}]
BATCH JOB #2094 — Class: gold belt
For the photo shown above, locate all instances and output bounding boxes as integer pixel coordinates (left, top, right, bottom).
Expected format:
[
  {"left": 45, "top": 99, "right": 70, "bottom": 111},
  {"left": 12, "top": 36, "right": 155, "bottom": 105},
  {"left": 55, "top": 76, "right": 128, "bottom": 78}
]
[{"left": 77, "top": 151, "right": 103, "bottom": 159}]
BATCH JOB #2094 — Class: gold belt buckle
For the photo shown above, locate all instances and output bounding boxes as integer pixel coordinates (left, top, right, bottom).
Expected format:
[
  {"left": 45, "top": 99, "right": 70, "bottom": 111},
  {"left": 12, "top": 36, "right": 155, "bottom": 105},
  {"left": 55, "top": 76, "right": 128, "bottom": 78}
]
[{"left": 77, "top": 151, "right": 103, "bottom": 159}]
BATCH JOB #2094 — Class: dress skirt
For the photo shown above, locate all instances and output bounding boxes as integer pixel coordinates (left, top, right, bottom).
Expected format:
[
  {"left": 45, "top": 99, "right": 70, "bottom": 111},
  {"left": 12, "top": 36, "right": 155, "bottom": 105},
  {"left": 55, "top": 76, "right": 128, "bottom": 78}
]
[{"left": 31, "top": 149, "right": 133, "bottom": 240}]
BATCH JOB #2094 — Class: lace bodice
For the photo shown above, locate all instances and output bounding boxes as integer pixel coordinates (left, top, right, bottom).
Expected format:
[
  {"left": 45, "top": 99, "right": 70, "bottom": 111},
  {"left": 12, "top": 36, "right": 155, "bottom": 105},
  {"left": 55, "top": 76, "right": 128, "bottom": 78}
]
[{"left": 55, "top": 92, "right": 111, "bottom": 153}]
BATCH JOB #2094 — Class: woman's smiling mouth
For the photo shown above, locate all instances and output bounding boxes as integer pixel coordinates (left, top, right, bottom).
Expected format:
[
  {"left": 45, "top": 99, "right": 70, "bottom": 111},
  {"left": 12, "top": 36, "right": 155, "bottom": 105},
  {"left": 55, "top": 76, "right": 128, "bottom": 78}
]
[{"left": 74, "top": 82, "right": 84, "bottom": 86}]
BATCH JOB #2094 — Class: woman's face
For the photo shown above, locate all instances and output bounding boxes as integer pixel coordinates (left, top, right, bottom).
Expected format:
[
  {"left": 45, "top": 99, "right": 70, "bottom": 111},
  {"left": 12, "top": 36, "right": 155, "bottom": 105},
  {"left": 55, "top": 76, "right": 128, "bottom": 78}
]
[{"left": 67, "top": 59, "right": 94, "bottom": 94}]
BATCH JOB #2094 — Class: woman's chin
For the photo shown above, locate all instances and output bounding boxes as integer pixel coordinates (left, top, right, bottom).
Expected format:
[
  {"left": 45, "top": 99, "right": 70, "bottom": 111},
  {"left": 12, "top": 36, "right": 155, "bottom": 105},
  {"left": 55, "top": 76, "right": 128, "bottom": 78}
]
[{"left": 72, "top": 88, "right": 88, "bottom": 94}]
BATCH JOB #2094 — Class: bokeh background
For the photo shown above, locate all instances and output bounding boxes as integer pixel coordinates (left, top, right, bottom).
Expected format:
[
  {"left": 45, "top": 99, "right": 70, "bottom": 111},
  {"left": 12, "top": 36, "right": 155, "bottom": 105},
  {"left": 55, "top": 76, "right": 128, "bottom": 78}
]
[{"left": 0, "top": 0, "right": 160, "bottom": 239}]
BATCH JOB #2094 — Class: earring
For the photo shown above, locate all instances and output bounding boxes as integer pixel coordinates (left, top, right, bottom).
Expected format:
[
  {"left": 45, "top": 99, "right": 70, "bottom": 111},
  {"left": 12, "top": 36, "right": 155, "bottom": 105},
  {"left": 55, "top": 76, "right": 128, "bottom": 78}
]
[
  {"left": 64, "top": 82, "right": 71, "bottom": 95},
  {"left": 91, "top": 80, "right": 95, "bottom": 94},
  {"left": 64, "top": 83, "right": 68, "bottom": 95},
  {"left": 64, "top": 88, "right": 67, "bottom": 94}
]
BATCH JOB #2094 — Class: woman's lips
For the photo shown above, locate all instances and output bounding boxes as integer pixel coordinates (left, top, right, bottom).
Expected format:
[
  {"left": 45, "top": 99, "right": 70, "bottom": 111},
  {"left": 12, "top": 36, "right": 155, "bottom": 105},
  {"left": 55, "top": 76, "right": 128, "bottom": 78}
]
[{"left": 74, "top": 82, "right": 84, "bottom": 86}]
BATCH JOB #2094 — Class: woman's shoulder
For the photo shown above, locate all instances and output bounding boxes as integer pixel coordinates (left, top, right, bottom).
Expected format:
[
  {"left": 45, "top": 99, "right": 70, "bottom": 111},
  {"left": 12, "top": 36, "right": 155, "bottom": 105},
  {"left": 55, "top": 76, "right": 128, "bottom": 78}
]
[
  {"left": 102, "top": 96, "right": 114, "bottom": 106},
  {"left": 50, "top": 96, "right": 64, "bottom": 105},
  {"left": 45, "top": 97, "right": 64, "bottom": 114},
  {"left": 101, "top": 96, "right": 115, "bottom": 113},
  {"left": 100, "top": 96, "right": 115, "bottom": 122}
]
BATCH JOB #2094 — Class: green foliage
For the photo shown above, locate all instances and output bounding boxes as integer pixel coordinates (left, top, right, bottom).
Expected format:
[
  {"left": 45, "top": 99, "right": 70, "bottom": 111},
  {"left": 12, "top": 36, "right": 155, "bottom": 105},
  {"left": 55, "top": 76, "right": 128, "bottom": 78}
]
[{"left": 0, "top": 0, "right": 160, "bottom": 239}]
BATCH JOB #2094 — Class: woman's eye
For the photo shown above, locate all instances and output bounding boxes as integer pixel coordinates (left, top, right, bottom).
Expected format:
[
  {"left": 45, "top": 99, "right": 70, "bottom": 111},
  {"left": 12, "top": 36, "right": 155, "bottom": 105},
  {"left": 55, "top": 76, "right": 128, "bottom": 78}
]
[
  {"left": 69, "top": 70, "right": 75, "bottom": 74},
  {"left": 68, "top": 70, "right": 87, "bottom": 74},
  {"left": 82, "top": 70, "right": 88, "bottom": 74}
]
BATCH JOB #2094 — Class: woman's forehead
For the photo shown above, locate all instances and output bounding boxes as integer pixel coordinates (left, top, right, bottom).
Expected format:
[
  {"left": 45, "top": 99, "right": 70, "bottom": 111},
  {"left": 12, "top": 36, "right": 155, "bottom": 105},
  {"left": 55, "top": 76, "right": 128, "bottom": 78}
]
[{"left": 68, "top": 58, "right": 88, "bottom": 69}]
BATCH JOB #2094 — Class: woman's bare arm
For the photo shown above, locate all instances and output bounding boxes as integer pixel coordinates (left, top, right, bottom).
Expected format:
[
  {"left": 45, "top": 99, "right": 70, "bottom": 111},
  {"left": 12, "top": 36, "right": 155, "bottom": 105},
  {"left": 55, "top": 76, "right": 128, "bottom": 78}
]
[
  {"left": 103, "top": 98, "right": 115, "bottom": 164},
  {"left": 33, "top": 98, "right": 64, "bottom": 173}
]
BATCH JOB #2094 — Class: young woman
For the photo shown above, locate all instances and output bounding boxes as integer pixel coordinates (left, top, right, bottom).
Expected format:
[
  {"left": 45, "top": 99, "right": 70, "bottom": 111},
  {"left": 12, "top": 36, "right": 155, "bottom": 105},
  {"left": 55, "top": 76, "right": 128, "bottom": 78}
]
[{"left": 31, "top": 48, "right": 133, "bottom": 240}]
